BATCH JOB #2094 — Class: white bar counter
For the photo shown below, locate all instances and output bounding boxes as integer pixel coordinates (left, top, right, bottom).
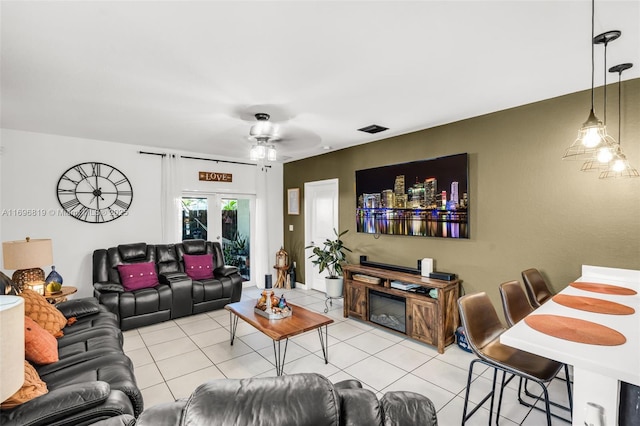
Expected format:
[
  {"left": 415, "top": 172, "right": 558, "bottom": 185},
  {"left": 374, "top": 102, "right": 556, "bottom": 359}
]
[{"left": 501, "top": 265, "right": 640, "bottom": 426}]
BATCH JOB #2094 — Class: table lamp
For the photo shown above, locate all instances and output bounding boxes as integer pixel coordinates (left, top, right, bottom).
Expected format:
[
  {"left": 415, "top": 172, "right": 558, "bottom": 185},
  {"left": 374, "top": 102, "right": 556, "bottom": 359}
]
[
  {"left": 0, "top": 296, "right": 25, "bottom": 403},
  {"left": 2, "top": 237, "right": 53, "bottom": 293}
]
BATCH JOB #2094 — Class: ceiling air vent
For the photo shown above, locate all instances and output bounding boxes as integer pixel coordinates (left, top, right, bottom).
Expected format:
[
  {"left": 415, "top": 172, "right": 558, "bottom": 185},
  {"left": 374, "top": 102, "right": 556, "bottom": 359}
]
[{"left": 358, "top": 124, "right": 388, "bottom": 134}]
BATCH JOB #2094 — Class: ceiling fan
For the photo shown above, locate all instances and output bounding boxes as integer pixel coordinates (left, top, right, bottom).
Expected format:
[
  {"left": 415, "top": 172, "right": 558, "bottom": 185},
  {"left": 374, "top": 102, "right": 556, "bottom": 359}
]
[{"left": 241, "top": 107, "right": 322, "bottom": 162}]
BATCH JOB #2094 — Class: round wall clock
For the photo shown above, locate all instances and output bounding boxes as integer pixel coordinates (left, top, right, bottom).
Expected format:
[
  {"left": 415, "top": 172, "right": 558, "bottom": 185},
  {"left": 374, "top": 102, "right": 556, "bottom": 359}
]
[{"left": 56, "top": 162, "right": 133, "bottom": 223}]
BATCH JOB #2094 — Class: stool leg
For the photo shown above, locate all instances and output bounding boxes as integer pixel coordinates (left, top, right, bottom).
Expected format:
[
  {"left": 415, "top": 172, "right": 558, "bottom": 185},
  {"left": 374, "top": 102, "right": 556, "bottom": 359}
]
[
  {"left": 462, "top": 359, "right": 499, "bottom": 425},
  {"left": 461, "top": 359, "right": 476, "bottom": 425},
  {"left": 564, "top": 364, "right": 573, "bottom": 418}
]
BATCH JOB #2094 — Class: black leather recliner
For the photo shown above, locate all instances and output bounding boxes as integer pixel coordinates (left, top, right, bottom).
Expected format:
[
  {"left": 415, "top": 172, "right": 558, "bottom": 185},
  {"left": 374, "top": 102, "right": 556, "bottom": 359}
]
[
  {"left": 175, "top": 240, "right": 243, "bottom": 314},
  {"left": 93, "top": 243, "right": 173, "bottom": 331},
  {"left": 93, "top": 240, "right": 243, "bottom": 330},
  {"left": 89, "top": 373, "right": 439, "bottom": 426}
]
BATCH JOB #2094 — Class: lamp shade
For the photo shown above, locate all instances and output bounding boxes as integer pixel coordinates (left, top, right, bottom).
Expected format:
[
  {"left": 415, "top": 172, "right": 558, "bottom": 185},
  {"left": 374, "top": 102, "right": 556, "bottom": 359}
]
[
  {"left": 0, "top": 296, "right": 25, "bottom": 402},
  {"left": 2, "top": 238, "right": 53, "bottom": 270}
]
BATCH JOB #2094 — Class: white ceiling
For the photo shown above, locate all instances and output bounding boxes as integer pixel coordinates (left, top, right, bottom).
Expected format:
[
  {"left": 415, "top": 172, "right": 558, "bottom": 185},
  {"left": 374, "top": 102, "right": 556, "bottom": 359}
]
[{"left": 2, "top": 1, "right": 639, "bottom": 163}]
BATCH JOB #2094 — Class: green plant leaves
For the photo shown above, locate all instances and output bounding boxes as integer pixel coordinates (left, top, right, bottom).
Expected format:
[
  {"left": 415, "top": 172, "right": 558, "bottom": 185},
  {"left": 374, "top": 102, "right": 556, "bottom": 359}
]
[{"left": 305, "top": 229, "right": 351, "bottom": 278}]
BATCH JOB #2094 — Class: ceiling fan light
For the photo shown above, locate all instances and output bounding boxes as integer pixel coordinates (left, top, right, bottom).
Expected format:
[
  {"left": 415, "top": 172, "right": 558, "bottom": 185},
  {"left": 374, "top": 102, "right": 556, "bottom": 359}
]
[
  {"left": 250, "top": 121, "right": 276, "bottom": 138},
  {"left": 249, "top": 145, "right": 259, "bottom": 161},
  {"left": 267, "top": 146, "right": 277, "bottom": 162},
  {"left": 250, "top": 143, "right": 266, "bottom": 161}
]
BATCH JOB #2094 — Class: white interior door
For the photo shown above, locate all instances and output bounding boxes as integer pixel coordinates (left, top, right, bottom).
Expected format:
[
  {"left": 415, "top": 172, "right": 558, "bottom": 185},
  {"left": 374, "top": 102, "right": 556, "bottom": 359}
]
[{"left": 305, "top": 179, "right": 339, "bottom": 292}]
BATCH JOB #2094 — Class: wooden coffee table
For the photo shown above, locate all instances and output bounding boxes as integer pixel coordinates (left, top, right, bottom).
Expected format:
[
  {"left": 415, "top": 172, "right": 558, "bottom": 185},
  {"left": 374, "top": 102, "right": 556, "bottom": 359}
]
[{"left": 225, "top": 299, "right": 334, "bottom": 375}]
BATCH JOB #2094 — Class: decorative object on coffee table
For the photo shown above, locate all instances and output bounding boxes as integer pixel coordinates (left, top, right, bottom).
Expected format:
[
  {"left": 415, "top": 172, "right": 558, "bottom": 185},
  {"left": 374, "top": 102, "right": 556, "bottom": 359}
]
[
  {"left": 306, "top": 229, "right": 351, "bottom": 312},
  {"left": 255, "top": 290, "right": 292, "bottom": 319}
]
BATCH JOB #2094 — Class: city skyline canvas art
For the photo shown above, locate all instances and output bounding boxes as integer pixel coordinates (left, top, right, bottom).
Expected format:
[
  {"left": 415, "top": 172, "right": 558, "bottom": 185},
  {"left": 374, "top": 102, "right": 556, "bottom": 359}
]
[{"left": 355, "top": 153, "right": 469, "bottom": 239}]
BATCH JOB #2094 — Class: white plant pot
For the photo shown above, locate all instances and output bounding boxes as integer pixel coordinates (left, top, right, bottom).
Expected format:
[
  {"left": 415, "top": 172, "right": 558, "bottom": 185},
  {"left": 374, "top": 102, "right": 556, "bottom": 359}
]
[{"left": 325, "top": 277, "right": 344, "bottom": 298}]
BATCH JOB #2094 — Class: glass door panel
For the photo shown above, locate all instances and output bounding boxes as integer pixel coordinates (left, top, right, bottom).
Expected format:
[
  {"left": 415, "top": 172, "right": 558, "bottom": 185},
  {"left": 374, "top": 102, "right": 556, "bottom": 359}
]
[
  {"left": 182, "top": 197, "right": 208, "bottom": 240},
  {"left": 181, "top": 194, "right": 254, "bottom": 283},
  {"left": 221, "top": 198, "right": 251, "bottom": 281}
]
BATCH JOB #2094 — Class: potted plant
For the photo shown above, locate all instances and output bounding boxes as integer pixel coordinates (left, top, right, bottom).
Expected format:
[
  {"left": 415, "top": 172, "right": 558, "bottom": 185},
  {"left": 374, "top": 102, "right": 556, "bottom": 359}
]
[{"left": 306, "top": 229, "right": 351, "bottom": 298}]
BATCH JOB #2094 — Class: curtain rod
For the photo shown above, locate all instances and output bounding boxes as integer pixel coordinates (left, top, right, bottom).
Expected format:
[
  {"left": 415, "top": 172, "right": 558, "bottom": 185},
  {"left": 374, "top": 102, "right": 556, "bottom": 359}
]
[
  {"left": 139, "top": 150, "right": 166, "bottom": 157},
  {"left": 138, "top": 151, "right": 270, "bottom": 168}
]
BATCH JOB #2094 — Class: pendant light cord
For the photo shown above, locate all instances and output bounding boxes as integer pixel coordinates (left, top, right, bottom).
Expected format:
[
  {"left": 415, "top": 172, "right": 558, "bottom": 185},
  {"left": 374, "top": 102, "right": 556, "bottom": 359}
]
[
  {"left": 590, "top": 0, "right": 595, "bottom": 111},
  {"left": 617, "top": 71, "right": 622, "bottom": 145},
  {"left": 603, "top": 42, "right": 608, "bottom": 124}
]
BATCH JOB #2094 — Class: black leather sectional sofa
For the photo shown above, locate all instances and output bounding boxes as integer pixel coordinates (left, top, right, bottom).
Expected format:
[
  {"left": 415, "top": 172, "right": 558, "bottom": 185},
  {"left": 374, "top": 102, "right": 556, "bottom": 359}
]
[
  {"left": 90, "top": 373, "right": 439, "bottom": 426},
  {"left": 0, "top": 297, "right": 143, "bottom": 426},
  {"left": 93, "top": 240, "right": 243, "bottom": 330}
]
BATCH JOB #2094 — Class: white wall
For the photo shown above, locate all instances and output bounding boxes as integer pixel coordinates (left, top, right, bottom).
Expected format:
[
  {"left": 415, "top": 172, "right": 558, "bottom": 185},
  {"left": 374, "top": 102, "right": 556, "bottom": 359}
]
[{"left": 0, "top": 129, "right": 283, "bottom": 297}]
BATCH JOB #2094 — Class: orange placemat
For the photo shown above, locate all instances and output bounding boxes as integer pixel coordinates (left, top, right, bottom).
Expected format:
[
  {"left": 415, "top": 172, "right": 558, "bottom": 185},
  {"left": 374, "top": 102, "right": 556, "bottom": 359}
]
[
  {"left": 525, "top": 314, "right": 626, "bottom": 346},
  {"left": 570, "top": 282, "right": 637, "bottom": 296},
  {"left": 552, "top": 294, "right": 635, "bottom": 315}
]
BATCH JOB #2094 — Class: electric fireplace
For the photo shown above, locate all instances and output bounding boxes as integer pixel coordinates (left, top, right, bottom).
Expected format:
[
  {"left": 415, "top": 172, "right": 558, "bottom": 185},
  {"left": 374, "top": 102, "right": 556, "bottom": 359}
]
[{"left": 369, "top": 290, "right": 406, "bottom": 333}]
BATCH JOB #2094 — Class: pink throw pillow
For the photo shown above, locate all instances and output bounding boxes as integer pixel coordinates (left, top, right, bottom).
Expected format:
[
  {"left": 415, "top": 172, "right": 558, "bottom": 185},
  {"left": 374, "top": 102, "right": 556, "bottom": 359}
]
[
  {"left": 184, "top": 254, "right": 214, "bottom": 280},
  {"left": 117, "top": 262, "right": 159, "bottom": 291}
]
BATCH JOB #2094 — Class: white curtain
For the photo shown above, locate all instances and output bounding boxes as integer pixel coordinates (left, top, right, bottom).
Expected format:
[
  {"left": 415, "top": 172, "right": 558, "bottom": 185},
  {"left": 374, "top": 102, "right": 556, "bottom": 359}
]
[
  {"left": 161, "top": 153, "right": 182, "bottom": 243},
  {"left": 254, "top": 163, "right": 270, "bottom": 288}
]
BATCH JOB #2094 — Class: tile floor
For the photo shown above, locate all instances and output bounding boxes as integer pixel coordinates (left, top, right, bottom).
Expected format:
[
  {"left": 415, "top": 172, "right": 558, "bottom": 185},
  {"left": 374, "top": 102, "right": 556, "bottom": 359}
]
[{"left": 123, "top": 286, "right": 572, "bottom": 425}]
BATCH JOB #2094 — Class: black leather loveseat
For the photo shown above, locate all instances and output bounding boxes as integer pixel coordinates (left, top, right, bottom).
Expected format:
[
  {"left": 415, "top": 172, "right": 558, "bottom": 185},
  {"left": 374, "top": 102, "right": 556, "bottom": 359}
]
[
  {"left": 93, "top": 240, "right": 242, "bottom": 330},
  {"left": 0, "top": 296, "right": 143, "bottom": 426},
  {"left": 90, "top": 373, "right": 439, "bottom": 426}
]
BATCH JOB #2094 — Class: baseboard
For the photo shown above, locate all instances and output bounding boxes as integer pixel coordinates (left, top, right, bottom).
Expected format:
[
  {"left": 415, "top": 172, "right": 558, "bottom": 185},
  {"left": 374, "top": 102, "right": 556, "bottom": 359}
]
[{"left": 246, "top": 281, "right": 306, "bottom": 290}]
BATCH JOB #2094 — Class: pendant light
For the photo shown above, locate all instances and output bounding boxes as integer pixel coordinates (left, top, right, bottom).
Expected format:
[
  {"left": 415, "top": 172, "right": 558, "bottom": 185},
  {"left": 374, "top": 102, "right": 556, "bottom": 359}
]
[
  {"left": 580, "top": 30, "right": 620, "bottom": 172},
  {"left": 599, "top": 63, "right": 639, "bottom": 179},
  {"left": 562, "top": 0, "right": 612, "bottom": 160}
]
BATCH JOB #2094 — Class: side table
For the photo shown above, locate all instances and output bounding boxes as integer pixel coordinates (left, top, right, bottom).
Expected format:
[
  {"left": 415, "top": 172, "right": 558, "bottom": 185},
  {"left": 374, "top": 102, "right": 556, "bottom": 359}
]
[{"left": 45, "top": 286, "right": 77, "bottom": 304}]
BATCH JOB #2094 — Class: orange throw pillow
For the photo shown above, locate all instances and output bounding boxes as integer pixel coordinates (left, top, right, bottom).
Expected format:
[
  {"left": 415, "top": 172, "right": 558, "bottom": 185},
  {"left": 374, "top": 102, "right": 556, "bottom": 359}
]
[
  {"left": 19, "top": 289, "right": 67, "bottom": 337},
  {"left": 0, "top": 361, "right": 48, "bottom": 409},
  {"left": 24, "top": 316, "right": 59, "bottom": 365}
]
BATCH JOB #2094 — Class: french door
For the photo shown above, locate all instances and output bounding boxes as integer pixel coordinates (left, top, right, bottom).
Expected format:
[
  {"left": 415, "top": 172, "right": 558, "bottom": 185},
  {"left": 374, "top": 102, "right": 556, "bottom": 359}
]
[{"left": 181, "top": 193, "right": 255, "bottom": 282}]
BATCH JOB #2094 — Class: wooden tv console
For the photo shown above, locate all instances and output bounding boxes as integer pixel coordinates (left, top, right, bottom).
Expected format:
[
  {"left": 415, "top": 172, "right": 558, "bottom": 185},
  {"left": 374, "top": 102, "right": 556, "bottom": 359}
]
[{"left": 342, "top": 264, "right": 461, "bottom": 354}]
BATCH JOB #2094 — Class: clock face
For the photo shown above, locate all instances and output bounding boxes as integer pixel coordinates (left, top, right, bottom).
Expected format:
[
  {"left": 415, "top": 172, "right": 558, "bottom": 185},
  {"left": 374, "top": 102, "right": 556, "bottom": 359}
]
[{"left": 57, "top": 162, "right": 133, "bottom": 223}]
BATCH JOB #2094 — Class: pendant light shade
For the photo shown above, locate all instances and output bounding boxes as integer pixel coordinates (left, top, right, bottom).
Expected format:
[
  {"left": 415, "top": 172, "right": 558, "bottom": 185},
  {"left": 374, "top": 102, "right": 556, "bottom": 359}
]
[
  {"left": 599, "top": 146, "right": 639, "bottom": 178},
  {"left": 579, "top": 110, "right": 606, "bottom": 149},
  {"left": 564, "top": 110, "right": 608, "bottom": 159},
  {"left": 562, "top": 0, "right": 613, "bottom": 161},
  {"left": 599, "top": 63, "right": 638, "bottom": 179}
]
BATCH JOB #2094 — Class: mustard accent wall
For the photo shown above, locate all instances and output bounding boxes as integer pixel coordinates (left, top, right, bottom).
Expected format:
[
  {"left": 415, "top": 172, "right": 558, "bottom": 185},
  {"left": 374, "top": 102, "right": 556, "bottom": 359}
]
[{"left": 283, "top": 79, "right": 640, "bottom": 309}]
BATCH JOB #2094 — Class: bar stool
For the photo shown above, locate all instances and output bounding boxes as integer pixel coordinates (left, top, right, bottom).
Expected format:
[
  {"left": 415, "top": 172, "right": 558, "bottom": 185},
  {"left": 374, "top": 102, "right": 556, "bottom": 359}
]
[
  {"left": 521, "top": 268, "right": 553, "bottom": 308},
  {"left": 458, "top": 292, "right": 572, "bottom": 425},
  {"left": 499, "top": 280, "right": 534, "bottom": 326},
  {"left": 499, "top": 280, "right": 573, "bottom": 403}
]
